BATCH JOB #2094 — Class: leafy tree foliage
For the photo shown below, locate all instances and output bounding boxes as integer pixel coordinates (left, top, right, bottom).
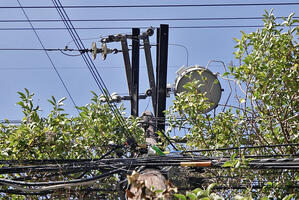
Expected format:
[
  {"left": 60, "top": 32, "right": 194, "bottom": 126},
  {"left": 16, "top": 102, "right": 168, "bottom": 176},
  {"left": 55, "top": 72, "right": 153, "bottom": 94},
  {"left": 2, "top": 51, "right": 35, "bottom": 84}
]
[
  {"left": 166, "top": 11, "right": 298, "bottom": 199},
  {"left": 0, "top": 90, "right": 144, "bottom": 199},
  {"left": 0, "top": 11, "right": 298, "bottom": 199},
  {"left": 1, "top": 89, "right": 143, "bottom": 160}
]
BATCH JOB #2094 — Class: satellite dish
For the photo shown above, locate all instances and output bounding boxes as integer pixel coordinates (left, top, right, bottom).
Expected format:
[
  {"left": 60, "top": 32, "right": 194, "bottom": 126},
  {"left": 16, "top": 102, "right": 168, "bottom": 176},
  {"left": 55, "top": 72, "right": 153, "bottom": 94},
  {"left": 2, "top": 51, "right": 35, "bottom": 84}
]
[
  {"left": 174, "top": 65, "right": 222, "bottom": 113},
  {"left": 91, "top": 42, "right": 97, "bottom": 60}
]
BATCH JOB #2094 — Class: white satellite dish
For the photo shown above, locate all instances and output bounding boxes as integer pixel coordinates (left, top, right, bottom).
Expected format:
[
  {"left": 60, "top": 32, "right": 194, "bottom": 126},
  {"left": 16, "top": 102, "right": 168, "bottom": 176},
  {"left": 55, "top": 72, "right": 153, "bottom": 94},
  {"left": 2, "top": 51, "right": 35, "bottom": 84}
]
[{"left": 174, "top": 65, "right": 222, "bottom": 113}]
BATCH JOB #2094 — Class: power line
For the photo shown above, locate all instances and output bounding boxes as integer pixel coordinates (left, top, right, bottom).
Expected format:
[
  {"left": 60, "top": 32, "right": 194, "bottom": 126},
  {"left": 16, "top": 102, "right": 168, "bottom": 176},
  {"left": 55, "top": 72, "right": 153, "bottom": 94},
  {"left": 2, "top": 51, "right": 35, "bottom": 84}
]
[
  {"left": 1, "top": 3, "right": 299, "bottom": 9},
  {"left": 0, "top": 65, "right": 181, "bottom": 70},
  {"left": 0, "top": 48, "right": 82, "bottom": 51},
  {"left": 0, "top": 16, "right": 297, "bottom": 23},
  {"left": 1, "top": 156, "right": 298, "bottom": 174},
  {"left": 184, "top": 143, "right": 299, "bottom": 153},
  {"left": 16, "top": 0, "right": 79, "bottom": 114},
  {"left": 0, "top": 168, "right": 121, "bottom": 193},
  {"left": 2, "top": 24, "right": 297, "bottom": 31},
  {"left": 0, "top": 25, "right": 269, "bottom": 31},
  {"left": 50, "top": 0, "right": 134, "bottom": 145}
]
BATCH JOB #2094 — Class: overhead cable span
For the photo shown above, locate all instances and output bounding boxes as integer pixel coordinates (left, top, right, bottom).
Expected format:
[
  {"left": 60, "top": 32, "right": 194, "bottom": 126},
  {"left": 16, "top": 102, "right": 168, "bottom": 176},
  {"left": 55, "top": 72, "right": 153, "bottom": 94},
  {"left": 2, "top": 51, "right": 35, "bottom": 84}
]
[
  {"left": 0, "top": 25, "right": 268, "bottom": 31},
  {"left": 0, "top": 16, "right": 297, "bottom": 23},
  {"left": 1, "top": 3, "right": 299, "bottom": 9},
  {"left": 1, "top": 156, "right": 298, "bottom": 174}
]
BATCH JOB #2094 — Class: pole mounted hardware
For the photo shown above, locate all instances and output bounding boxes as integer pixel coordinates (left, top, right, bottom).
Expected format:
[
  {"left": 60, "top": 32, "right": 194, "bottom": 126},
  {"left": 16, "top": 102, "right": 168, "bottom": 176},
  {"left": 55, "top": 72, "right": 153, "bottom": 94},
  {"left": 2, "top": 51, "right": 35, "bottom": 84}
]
[
  {"left": 174, "top": 65, "right": 223, "bottom": 113},
  {"left": 90, "top": 42, "right": 122, "bottom": 60},
  {"left": 90, "top": 27, "right": 157, "bottom": 117}
]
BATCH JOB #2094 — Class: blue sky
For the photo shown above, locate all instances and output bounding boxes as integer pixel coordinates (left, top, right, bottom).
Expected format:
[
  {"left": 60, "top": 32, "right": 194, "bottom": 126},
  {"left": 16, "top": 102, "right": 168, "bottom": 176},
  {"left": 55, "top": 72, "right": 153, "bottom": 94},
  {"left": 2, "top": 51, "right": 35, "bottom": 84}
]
[{"left": 0, "top": 0, "right": 297, "bottom": 121}]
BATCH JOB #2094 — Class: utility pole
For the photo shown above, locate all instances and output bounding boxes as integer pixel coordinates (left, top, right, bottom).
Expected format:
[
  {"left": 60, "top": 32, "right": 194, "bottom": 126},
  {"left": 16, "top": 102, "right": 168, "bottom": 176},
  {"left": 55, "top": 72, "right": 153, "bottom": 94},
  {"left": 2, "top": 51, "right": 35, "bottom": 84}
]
[
  {"left": 127, "top": 111, "right": 171, "bottom": 200},
  {"left": 96, "top": 25, "right": 172, "bottom": 199},
  {"left": 156, "top": 24, "right": 169, "bottom": 132},
  {"left": 127, "top": 25, "right": 172, "bottom": 199},
  {"left": 131, "top": 28, "right": 140, "bottom": 117}
]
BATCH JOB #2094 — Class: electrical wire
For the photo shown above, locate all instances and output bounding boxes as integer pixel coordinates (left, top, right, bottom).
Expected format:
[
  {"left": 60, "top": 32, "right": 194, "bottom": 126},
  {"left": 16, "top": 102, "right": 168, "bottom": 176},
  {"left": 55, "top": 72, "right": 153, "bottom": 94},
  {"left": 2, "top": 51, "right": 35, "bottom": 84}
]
[
  {"left": 0, "top": 168, "right": 121, "bottom": 187},
  {"left": 0, "top": 65, "right": 181, "bottom": 70},
  {"left": 16, "top": 0, "right": 79, "bottom": 114},
  {"left": 51, "top": 0, "right": 129, "bottom": 132},
  {"left": 1, "top": 156, "right": 298, "bottom": 175},
  {"left": 184, "top": 143, "right": 299, "bottom": 153},
  {"left": 51, "top": 0, "right": 134, "bottom": 144},
  {"left": 0, "top": 48, "right": 87, "bottom": 56},
  {"left": 0, "top": 48, "right": 81, "bottom": 51},
  {"left": 0, "top": 188, "right": 116, "bottom": 196},
  {"left": 0, "top": 16, "right": 297, "bottom": 23},
  {"left": 2, "top": 3, "right": 299, "bottom": 9},
  {"left": 0, "top": 25, "right": 269, "bottom": 31},
  {"left": 0, "top": 168, "right": 121, "bottom": 193},
  {"left": 2, "top": 24, "right": 298, "bottom": 31}
]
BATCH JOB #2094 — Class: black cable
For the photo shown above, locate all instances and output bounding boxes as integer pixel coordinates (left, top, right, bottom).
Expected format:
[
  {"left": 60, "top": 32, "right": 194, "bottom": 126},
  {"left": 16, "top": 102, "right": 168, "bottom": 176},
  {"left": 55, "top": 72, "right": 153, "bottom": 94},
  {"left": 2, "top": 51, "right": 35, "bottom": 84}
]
[
  {"left": 0, "top": 25, "right": 267, "bottom": 31},
  {"left": 184, "top": 143, "right": 299, "bottom": 153},
  {"left": 0, "top": 16, "right": 297, "bottom": 23},
  {"left": 0, "top": 168, "right": 121, "bottom": 187},
  {"left": 0, "top": 48, "right": 86, "bottom": 56},
  {"left": 50, "top": 0, "right": 118, "bottom": 121},
  {"left": 0, "top": 188, "right": 116, "bottom": 196},
  {"left": 1, "top": 156, "right": 298, "bottom": 175},
  {"left": 2, "top": 3, "right": 299, "bottom": 9},
  {"left": 51, "top": 0, "right": 133, "bottom": 144},
  {"left": 16, "top": 0, "right": 79, "bottom": 114},
  {"left": 53, "top": 0, "right": 129, "bottom": 132},
  {"left": 0, "top": 48, "right": 81, "bottom": 51},
  {"left": 2, "top": 154, "right": 298, "bottom": 165},
  {"left": 3, "top": 24, "right": 298, "bottom": 31},
  {"left": 59, "top": 50, "right": 82, "bottom": 56},
  {"left": 143, "top": 120, "right": 179, "bottom": 151},
  {"left": 0, "top": 65, "right": 181, "bottom": 71}
]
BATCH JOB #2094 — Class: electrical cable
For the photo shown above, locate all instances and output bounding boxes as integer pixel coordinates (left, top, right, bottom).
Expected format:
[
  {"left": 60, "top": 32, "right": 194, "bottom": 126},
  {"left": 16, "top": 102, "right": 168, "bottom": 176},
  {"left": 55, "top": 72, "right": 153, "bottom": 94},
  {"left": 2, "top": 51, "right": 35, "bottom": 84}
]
[
  {"left": 2, "top": 24, "right": 298, "bottom": 31},
  {"left": 0, "top": 168, "right": 122, "bottom": 187},
  {"left": 54, "top": 0, "right": 130, "bottom": 133},
  {"left": 0, "top": 188, "right": 116, "bottom": 196},
  {"left": 2, "top": 3, "right": 299, "bottom": 9},
  {"left": 0, "top": 48, "right": 87, "bottom": 56},
  {"left": 0, "top": 16, "right": 297, "bottom": 23},
  {"left": 16, "top": 0, "right": 79, "bottom": 114},
  {"left": 1, "top": 156, "right": 298, "bottom": 175},
  {"left": 0, "top": 48, "right": 81, "bottom": 51},
  {"left": 0, "top": 25, "right": 269, "bottom": 31},
  {"left": 0, "top": 65, "right": 181, "bottom": 70},
  {"left": 51, "top": 0, "right": 132, "bottom": 143},
  {"left": 184, "top": 143, "right": 299, "bottom": 153},
  {"left": 0, "top": 168, "right": 121, "bottom": 193}
]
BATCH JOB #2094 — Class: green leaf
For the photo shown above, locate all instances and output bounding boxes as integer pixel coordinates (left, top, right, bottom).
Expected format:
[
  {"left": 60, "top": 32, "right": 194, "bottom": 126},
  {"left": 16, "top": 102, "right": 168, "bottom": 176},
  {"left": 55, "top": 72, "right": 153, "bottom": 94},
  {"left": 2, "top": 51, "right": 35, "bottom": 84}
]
[
  {"left": 58, "top": 97, "right": 66, "bottom": 105},
  {"left": 174, "top": 194, "right": 187, "bottom": 200},
  {"left": 200, "top": 197, "right": 210, "bottom": 200},
  {"left": 17, "top": 91, "right": 26, "bottom": 99},
  {"left": 192, "top": 188, "right": 203, "bottom": 195},
  {"left": 207, "top": 183, "right": 216, "bottom": 195},
  {"left": 186, "top": 191, "right": 197, "bottom": 200},
  {"left": 282, "top": 194, "right": 294, "bottom": 200},
  {"left": 222, "top": 72, "right": 229, "bottom": 76},
  {"left": 222, "top": 161, "right": 233, "bottom": 167}
]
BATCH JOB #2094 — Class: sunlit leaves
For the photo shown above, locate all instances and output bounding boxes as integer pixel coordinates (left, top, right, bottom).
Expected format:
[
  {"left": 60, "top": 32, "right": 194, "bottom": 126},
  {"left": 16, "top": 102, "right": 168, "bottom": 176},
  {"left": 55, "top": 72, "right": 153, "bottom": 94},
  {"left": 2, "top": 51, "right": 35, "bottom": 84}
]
[{"left": 0, "top": 89, "right": 143, "bottom": 160}]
